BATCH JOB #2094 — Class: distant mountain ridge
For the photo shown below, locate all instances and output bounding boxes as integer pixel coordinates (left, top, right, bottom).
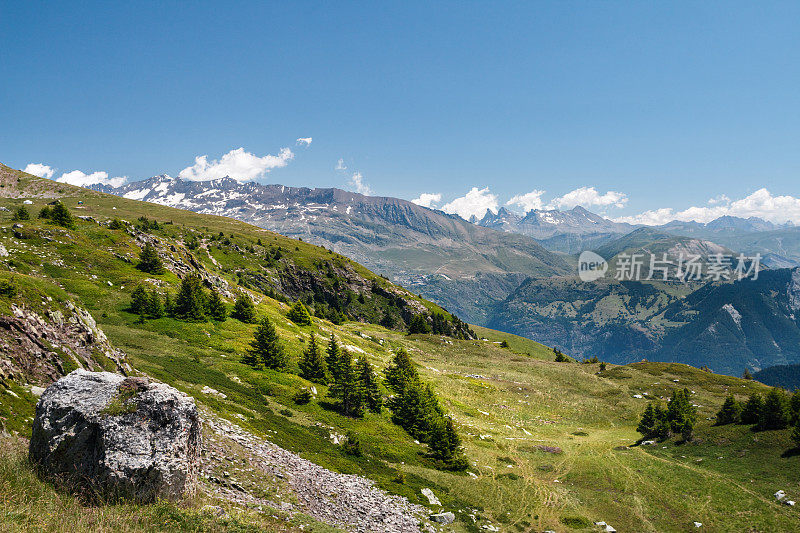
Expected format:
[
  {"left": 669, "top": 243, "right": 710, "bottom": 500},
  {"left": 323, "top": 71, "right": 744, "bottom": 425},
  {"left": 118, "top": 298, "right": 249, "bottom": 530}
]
[
  {"left": 476, "top": 205, "right": 635, "bottom": 253},
  {"left": 96, "top": 175, "right": 571, "bottom": 322}
]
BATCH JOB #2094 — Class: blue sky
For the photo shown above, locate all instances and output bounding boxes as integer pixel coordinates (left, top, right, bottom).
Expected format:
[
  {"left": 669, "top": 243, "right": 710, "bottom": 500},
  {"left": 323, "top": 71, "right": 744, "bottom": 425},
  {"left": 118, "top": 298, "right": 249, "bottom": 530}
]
[{"left": 2, "top": 1, "right": 800, "bottom": 223}]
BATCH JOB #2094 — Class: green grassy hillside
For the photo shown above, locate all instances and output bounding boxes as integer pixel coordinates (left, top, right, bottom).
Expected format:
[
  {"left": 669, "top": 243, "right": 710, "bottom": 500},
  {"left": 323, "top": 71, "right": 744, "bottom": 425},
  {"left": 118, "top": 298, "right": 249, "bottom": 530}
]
[{"left": 1, "top": 165, "right": 799, "bottom": 532}]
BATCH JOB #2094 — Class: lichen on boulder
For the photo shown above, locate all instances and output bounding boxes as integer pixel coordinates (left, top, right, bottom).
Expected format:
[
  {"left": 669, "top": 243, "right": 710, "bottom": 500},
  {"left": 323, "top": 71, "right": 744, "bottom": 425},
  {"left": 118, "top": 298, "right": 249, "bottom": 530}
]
[{"left": 29, "top": 369, "right": 201, "bottom": 502}]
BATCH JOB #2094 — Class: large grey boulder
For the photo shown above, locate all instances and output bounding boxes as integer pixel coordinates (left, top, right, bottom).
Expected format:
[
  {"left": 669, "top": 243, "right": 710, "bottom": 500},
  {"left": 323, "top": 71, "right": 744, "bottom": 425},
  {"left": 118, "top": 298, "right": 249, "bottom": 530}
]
[{"left": 29, "top": 369, "right": 201, "bottom": 502}]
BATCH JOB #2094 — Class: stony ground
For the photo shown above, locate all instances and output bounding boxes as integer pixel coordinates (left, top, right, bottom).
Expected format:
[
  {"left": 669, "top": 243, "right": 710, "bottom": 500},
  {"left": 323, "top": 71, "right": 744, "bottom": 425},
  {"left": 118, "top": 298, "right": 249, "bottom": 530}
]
[{"left": 202, "top": 413, "right": 434, "bottom": 533}]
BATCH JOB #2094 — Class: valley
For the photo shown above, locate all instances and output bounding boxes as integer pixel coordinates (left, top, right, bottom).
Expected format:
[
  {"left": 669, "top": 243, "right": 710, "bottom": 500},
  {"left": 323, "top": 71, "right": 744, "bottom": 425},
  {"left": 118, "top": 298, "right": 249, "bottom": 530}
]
[{"left": 2, "top": 165, "right": 800, "bottom": 532}]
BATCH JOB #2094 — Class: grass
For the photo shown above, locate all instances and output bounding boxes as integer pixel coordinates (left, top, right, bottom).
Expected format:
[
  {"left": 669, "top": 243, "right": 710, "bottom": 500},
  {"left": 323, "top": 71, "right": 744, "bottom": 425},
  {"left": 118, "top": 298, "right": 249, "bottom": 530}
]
[
  {"left": 2, "top": 165, "right": 800, "bottom": 531},
  {"left": 0, "top": 436, "right": 319, "bottom": 533}
]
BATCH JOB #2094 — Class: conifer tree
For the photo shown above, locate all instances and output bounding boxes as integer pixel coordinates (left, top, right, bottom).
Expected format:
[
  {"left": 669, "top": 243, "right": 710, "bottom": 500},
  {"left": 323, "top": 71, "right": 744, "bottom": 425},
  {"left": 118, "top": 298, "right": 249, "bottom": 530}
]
[
  {"left": 12, "top": 205, "right": 30, "bottom": 221},
  {"left": 231, "top": 293, "right": 256, "bottom": 323},
  {"left": 757, "top": 388, "right": 790, "bottom": 431},
  {"left": 356, "top": 357, "right": 382, "bottom": 413},
  {"left": 716, "top": 394, "right": 742, "bottom": 425},
  {"left": 326, "top": 335, "right": 343, "bottom": 383},
  {"left": 666, "top": 388, "right": 696, "bottom": 440},
  {"left": 328, "top": 348, "right": 363, "bottom": 417},
  {"left": 130, "top": 285, "right": 150, "bottom": 316},
  {"left": 249, "top": 317, "right": 286, "bottom": 369},
  {"left": 740, "top": 393, "right": 763, "bottom": 425},
  {"left": 790, "top": 390, "right": 800, "bottom": 426},
  {"left": 145, "top": 289, "right": 164, "bottom": 318},
  {"left": 174, "top": 273, "right": 207, "bottom": 320},
  {"left": 163, "top": 292, "right": 174, "bottom": 316},
  {"left": 137, "top": 242, "right": 165, "bottom": 274},
  {"left": 384, "top": 348, "right": 418, "bottom": 394},
  {"left": 206, "top": 287, "right": 228, "bottom": 321},
  {"left": 637, "top": 403, "right": 658, "bottom": 437},
  {"left": 299, "top": 332, "right": 327, "bottom": 384},
  {"left": 792, "top": 423, "right": 800, "bottom": 449},
  {"left": 742, "top": 368, "right": 753, "bottom": 380},
  {"left": 287, "top": 300, "right": 313, "bottom": 326},
  {"left": 408, "top": 314, "right": 431, "bottom": 334},
  {"left": 50, "top": 201, "right": 74, "bottom": 228},
  {"left": 429, "top": 416, "right": 468, "bottom": 470},
  {"left": 38, "top": 206, "right": 52, "bottom": 219}
]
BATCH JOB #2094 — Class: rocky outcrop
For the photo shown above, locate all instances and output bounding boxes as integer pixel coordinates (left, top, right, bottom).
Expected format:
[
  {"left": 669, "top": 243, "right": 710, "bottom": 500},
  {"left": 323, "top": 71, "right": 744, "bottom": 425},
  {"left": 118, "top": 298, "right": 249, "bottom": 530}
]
[
  {"left": 29, "top": 370, "right": 201, "bottom": 502},
  {"left": 0, "top": 303, "right": 128, "bottom": 386}
]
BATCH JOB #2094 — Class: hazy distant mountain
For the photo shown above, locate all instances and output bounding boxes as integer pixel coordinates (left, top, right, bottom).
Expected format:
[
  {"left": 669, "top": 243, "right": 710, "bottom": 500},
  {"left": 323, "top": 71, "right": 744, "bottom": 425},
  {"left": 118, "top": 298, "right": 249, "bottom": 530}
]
[
  {"left": 477, "top": 205, "right": 634, "bottom": 253},
  {"left": 97, "top": 176, "right": 570, "bottom": 322},
  {"left": 489, "top": 267, "right": 800, "bottom": 375}
]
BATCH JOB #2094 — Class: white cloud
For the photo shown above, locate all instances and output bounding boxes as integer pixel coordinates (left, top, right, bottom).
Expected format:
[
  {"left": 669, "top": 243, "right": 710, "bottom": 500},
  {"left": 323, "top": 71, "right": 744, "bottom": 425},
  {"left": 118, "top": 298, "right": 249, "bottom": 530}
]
[
  {"left": 707, "top": 194, "right": 730, "bottom": 205},
  {"left": 335, "top": 158, "right": 347, "bottom": 171},
  {"left": 442, "top": 187, "right": 499, "bottom": 221},
  {"left": 411, "top": 193, "right": 442, "bottom": 208},
  {"left": 547, "top": 186, "right": 628, "bottom": 210},
  {"left": 178, "top": 147, "right": 294, "bottom": 182},
  {"left": 296, "top": 137, "right": 312, "bottom": 146},
  {"left": 57, "top": 170, "right": 126, "bottom": 188},
  {"left": 613, "top": 188, "right": 800, "bottom": 225},
  {"left": 506, "top": 189, "right": 546, "bottom": 213},
  {"left": 24, "top": 163, "right": 54, "bottom": 179},
  {"left": 348, "top": 172, "right": 372, "bottom": 195}
]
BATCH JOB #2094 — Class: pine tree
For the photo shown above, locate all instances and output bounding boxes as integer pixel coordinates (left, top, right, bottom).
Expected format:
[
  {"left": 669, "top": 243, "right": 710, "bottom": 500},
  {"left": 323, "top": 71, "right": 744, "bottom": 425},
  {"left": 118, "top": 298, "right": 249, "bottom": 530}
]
[
  {"left": 326, "top": 335, "right": 343, "bottom": 383},
  {"left": 742, "top": 368, "right": 753, "bottom": 380},
  {"left": 231, "top": 293, "right": 256, "bottom": 323},
  {"left": 757, "top": 388, "right": 789, "bottom": 431},
  {"left": 12, "top": 205, "right": 30, "bottom": 221},
  {"left": 241, "top": 346, "right": 261, "bottom": 368},
  {"left": 740, "top": 393, "right": 763, "bottom": 425},
  {"left": 790, "top": 390, "right": 800, "bottom": 426},
  {"left": 287, "top": 300, "right": 312, "bottom": 326},
  {"left": 108, "top": 218, "right": 125, "bottom": 230},
  {"left": 384, "top": 348, "right": 418, "bottom": 394},
  {"left": 408, "top": 314, "right": 431, "bottom": 334},
  {"left": 666, "top": 388, "right": 696, "bottom": 439},
  {"left": 145, "top": 290, "right": 164, "bottom": 318},
  {"left": 328, "top": 348, "right": 363, "bottom": 417},
  {"left": 792, "top": 423, "right": 800, "bottom": 449},
  {"left": 137, "top": 242, "right": 165, "bottom": 274},
  {"left": 50, "top": 201, "right": 74, "bottom": 228},
  {"left": 163, "top": 292, "right": 174, "bottom": 316},
  {"left": 429, "top": 416, "right": 468, "bottom": 470},
  {"left": 249, "top": 317, "right": 286, "bottom": 370},
  {"left": 206, "top": 287, "right": 228, "bottom": 321},
  {"left": 356, "top": 357, "right": 382, "bottom": 413},
  {"left": 130, "top": 285, "right": 150, "bottom": 316},
  {"left": 299, "top": 332, "right": 327, "bottom": 384},
  {"left": 174, "top": 273, "right": 207, "bottom": 320},
  {"left": 38, "top": 206, "right": 52, "bottom": 219},
  {"left": 716, "top": 394, "right": 742, "bottom": 425},
  {"left": 637, "top": 403, "right": 658, "bottom": 437}
]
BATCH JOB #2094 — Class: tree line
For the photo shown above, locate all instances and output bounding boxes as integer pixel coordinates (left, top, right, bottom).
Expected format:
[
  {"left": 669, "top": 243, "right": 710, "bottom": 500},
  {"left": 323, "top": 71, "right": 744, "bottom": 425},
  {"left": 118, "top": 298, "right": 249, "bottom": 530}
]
[
  {"left": 242, "top": 320, "right": 468, "bottom": 470},
  {"left": 715, "top": 388, "right": 800, "bottom": 448}
]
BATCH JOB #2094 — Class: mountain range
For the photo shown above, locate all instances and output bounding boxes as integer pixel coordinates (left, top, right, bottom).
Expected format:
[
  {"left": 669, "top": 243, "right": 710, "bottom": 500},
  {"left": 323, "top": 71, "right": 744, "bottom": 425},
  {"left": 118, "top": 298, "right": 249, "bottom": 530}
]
[
  {"left": 94, "top": 174, "right": 800, "bottom": 375},
  {"left": 5, "top": 162, "right": 800, "bottom": 531}
]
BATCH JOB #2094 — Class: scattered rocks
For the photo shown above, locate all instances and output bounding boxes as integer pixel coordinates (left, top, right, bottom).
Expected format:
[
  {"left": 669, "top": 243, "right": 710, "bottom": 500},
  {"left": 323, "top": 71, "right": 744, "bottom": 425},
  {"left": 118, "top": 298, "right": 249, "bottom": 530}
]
[
  {"left": 29, "top": 370, "right": 201, "bottom": 502},
  {"left": 205, "top": 416, "right": 427, "bottom": 532},
  {"left": 775, "top": 490, "right": 786, "bottom": 501},
  {"left": 429, "top": 512, "right": 454, "bottom": 524},
  {"left": 421, "top": 487, "right": 441, "bottom": 506},
  {"left": 201, "top": 385, "right": 227, "bottom": 399},
  {"left": 694, "top": 522, "right": 703, "bottom": 527}
]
